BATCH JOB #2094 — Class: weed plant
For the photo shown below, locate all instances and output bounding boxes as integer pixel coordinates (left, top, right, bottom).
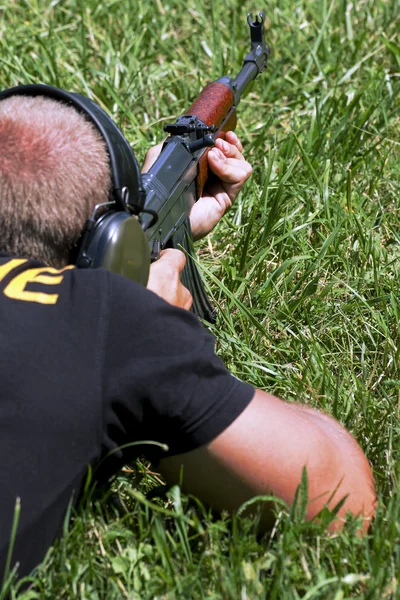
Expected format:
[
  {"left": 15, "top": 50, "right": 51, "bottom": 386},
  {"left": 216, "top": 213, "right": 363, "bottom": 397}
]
[{"left": 0, "top": 0, "right": 399, "bottom": 598}]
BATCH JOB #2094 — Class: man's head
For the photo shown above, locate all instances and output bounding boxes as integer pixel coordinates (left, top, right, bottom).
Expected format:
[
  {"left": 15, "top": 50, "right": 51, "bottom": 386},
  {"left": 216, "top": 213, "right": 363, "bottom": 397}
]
[{"left": 0, "top": 95, "right": 111, "bottom": 267}]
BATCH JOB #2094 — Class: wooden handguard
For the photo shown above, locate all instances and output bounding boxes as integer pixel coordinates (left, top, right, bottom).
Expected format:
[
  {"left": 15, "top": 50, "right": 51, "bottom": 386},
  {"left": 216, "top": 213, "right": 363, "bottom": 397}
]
[{"left": 185, "top": 82, "right": 237, "bottom": 198}]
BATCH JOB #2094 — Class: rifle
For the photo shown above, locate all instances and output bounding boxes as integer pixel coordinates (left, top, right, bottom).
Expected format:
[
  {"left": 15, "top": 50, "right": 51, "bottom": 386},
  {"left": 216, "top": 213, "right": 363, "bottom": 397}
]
[{"left": 140, "top": 12, "right": 269, "bottom": 323}]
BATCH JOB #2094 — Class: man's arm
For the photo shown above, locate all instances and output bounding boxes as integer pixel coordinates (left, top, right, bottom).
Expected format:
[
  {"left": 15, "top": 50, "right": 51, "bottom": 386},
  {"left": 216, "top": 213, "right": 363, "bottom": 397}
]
[
  {"left": 159, "top": 389, "right": 376, "bottom": 533},
  {"left": 143, "top": 135, "right": 376, "bottom": 532}
]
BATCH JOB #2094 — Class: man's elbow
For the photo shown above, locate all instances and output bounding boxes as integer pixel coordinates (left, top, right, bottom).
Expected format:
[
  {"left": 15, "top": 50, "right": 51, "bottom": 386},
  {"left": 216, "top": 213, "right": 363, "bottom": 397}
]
[{"left": 305, "top": 424, "right": 376, "bottom": 533}]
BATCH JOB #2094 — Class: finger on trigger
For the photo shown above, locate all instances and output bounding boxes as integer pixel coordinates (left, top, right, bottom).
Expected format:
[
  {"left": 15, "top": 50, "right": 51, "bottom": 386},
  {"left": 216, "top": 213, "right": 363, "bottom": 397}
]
[{"left": 159, "top": 248, "right": 187, "bottom": 271}]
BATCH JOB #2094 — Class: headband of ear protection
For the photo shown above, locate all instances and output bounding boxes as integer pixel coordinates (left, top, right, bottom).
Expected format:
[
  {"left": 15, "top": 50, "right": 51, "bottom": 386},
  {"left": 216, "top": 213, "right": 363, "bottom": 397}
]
[{"left": 0, "top": 83, "right": 150, "bottom": 286}]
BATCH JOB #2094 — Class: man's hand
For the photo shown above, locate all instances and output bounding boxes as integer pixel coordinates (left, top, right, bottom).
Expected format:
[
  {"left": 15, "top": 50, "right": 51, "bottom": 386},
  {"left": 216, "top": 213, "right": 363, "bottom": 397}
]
[
  {"left": 147, "top": 248, "right": 192, "bottom": 310},
  {"left": 190, "top": 131, "right": 253, "bottom": 240},
  {"left": 141, "top": 131, "right": 252, "bottom": 241}
]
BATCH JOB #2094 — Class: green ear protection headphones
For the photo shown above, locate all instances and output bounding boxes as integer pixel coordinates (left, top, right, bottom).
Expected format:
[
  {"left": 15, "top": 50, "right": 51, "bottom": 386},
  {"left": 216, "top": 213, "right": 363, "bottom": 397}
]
[{"left": 0, "top": 84, "right": 150, "bottom": 285}]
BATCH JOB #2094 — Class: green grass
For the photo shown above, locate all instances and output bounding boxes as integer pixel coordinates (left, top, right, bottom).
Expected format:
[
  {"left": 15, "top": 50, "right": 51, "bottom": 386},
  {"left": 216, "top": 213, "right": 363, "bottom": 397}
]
[{"left": 1, "top": 0, "right": 400, "bottom": 597}]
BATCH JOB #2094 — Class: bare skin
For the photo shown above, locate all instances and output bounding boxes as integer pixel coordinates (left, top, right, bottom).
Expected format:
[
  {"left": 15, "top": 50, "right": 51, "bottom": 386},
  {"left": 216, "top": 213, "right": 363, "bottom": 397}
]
[
  {"left": 147, "top": 249, "right": 192, "bottom": 310},
  {"left": 143, "top": 132, "right": 376, "bottom": 533},
  {"left": 160, "top": 391, "right": 376, "bottom": 533},
  {"left": 142, "top": 131, "right": 252, "bottom": 241}
]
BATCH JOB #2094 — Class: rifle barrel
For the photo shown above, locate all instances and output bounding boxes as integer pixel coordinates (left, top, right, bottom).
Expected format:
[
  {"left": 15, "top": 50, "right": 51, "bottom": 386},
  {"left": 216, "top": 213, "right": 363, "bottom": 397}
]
[{"left": 217, "top": 11, "right": 269, "bottom": 106}]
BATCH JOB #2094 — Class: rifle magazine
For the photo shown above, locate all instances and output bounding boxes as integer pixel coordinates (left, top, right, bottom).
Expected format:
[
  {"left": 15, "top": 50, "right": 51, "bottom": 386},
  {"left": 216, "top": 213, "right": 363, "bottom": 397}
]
[{"left": 171, "top": 219, "right": 217, "bottom": 325}]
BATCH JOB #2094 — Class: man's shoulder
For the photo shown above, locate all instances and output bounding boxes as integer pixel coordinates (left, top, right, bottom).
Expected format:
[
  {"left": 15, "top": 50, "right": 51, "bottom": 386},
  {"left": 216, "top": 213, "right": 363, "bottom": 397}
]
[
  {"left": 0, "top": 254, "right": 149, "bottom": 311},
  {"left": 64, "top": 263, "right": 158, "bottom": 318},
  {"left": 0, "top": 253, "right": 198, "bottom": 332}
]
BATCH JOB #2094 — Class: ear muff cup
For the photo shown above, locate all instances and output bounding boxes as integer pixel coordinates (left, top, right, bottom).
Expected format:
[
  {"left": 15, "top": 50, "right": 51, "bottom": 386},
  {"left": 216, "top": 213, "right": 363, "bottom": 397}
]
[{"left": 79, "top": 211, "right": 150, "bottom": 286}]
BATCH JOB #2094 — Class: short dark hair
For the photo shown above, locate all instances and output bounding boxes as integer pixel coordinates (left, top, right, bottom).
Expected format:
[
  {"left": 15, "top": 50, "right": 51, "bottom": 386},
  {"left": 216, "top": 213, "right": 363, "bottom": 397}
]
[{"left": 0, "top": 95, "right": 111, "bottom": 267}]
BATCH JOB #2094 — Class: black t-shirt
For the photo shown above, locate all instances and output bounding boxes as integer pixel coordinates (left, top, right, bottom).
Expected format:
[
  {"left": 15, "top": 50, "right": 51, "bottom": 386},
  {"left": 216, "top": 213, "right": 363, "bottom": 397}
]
[{"left": 0, "top": 256, "right": 254, "bottom": 579}]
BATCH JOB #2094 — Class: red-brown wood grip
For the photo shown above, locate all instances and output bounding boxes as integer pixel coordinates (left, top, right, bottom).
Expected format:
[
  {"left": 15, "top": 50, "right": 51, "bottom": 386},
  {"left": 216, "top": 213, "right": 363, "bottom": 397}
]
[{"left": 185, "top": 82, "right": 237, "bottom": 198}]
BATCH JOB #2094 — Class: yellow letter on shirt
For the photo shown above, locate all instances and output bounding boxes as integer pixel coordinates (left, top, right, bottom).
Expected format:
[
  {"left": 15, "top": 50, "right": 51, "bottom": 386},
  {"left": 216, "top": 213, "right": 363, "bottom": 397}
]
[
  {"left": 3, "top": 265, "right": 73, "bottom": 305},
  {"left": 0, "top": 259, "right": 27, "bottom": 282}
]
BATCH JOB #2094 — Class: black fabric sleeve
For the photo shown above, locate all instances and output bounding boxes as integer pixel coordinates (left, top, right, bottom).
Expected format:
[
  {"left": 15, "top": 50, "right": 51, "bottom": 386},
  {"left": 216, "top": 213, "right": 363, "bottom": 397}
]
[{"left": 100, "top": 272, "right": 254, "bottom": 470}]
